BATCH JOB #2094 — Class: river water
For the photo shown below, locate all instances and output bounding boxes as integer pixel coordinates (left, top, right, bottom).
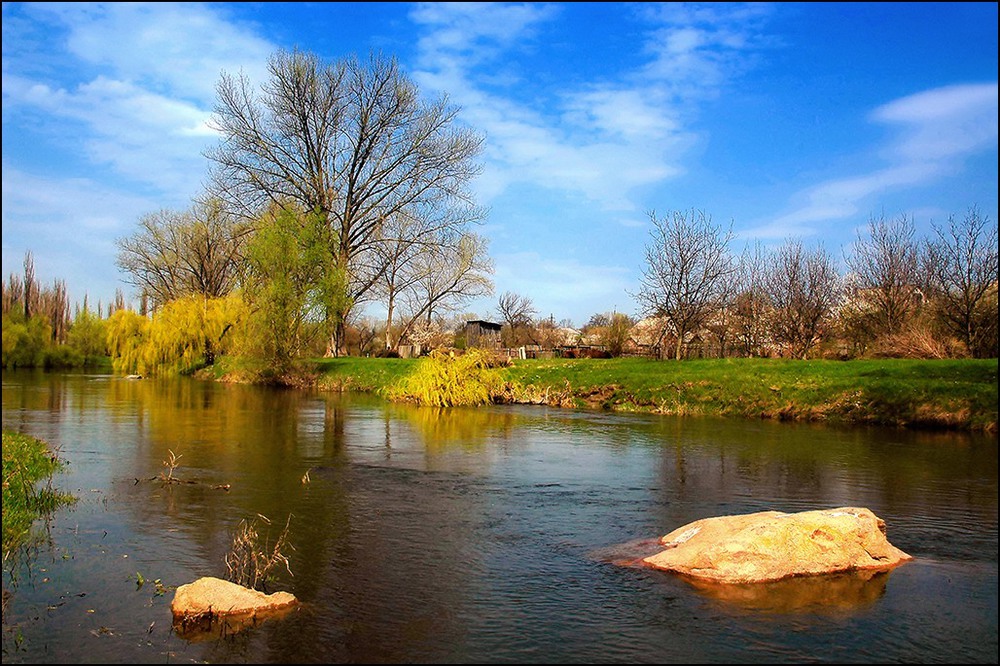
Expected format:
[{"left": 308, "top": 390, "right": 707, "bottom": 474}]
[{"left": 1, "top": 369, "right": 997, "bottom": 663}]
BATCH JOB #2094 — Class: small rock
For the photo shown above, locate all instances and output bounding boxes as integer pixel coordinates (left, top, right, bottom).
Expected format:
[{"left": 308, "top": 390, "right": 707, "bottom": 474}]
[{"left": 171, "top": 576, "right": 298, "bottom": 640}]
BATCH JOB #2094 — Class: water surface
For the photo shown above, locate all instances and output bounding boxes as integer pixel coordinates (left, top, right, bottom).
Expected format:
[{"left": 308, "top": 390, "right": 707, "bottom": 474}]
[{"left": 2, "top": 369, "right": 996, "bottom": 663}]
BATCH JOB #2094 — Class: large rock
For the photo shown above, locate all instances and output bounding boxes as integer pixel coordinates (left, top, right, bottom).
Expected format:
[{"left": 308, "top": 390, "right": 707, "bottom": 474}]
[
  {"left": 642, "top": 507, "right": 912, "bottom": 584},
  {"left": 171, "top": 576, "right": 298, "bottom": 640}
]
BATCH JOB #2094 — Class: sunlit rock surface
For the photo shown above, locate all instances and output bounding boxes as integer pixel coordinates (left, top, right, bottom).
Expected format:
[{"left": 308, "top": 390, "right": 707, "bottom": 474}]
[
  {"left": 643, "top": 507, "right": 912, "bottom": 584},
  {"left": 171, "top": 576, "right": 298, "bottom": 640}
]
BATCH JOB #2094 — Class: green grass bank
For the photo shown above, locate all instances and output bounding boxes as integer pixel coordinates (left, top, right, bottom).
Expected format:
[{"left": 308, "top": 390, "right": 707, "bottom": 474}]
[
  {"left": 303, "top": 356, "right": 998, "bottom": 433},
  {"left": 2, "top": 431, "right": 75, "bottom": 560}
]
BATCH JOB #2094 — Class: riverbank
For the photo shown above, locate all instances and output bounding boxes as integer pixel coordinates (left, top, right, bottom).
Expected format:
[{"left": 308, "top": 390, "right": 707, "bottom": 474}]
[
  {"left": 2, "top": 431, "right": 75, "bottom": 561},
  {"left": 258, "top": 356, "right": 999, "bottom": 433}
]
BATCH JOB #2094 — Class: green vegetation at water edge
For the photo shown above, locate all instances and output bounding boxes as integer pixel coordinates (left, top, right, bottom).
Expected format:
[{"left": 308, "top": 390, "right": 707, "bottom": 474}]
[
  {"left": 2, "top": 431, "right": 76, "bottom": 559},
  {"left": 313, "top": 356, "right": 998, "bottom": 432}
]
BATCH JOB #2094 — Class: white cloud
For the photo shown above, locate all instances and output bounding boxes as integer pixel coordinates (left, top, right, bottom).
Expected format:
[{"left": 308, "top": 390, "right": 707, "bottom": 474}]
[
  {"left": 3, "top": 3, "right": 275, "bottom": 197},
  {"left": 872, "top": 82, "right": 998, "bottom": 162},
  {"left": 26, "top": 2, "right": 273, "bottom": 103},
  {"left": 409, "top": 3, "right": 768, "bottom": 214},
  {"left": 1, "top": 164, "right": 158, "bottom": 303},
  {"left": 745, "top": 82, "right": 999, "bottom": 240}
]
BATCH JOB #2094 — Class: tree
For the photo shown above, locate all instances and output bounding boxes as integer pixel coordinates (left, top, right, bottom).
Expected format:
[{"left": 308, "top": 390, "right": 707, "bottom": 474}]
[
  {"left": 845, "top": 213, "right": 921, "bottom": 339},
  {"left": 395, "top": 232, "right": 493, "bottom": 348},
  {"left": 924, "top": 207, "right": 999, "bottom": 358},
  {"left": 206, "top": 49, "right": 485, "bottom": 355},
  {"left": 238, "top": 204, "right": 340, "bottom": 374},
  {"left": 601, "top": 312, "right": 635, "bottom": 357},
  {"left": 104, "top": 295, "right": 242, "bottom": 376},
  {"left": 765, "top": 240, "right": 841, "bottom": 359},
  {"left": 67, "top": 307, "right": 108, "bottom": 365},
  {"left": 496, "top": 291, "right": 537, "bottom": 347},
  {"left": 634, "top": 209, "right": 735, "bottom": 360},
  {"left": 116, "top": 197, "right": 247, "bottom": 309},
  {"left": 731, "top": 241, "right": 771, "bottom": 357}
]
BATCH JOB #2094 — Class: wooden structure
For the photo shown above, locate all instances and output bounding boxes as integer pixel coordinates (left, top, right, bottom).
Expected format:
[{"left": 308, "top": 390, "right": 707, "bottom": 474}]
[{"left": 465, "top": 320, "right": 502, "bottom": 349}]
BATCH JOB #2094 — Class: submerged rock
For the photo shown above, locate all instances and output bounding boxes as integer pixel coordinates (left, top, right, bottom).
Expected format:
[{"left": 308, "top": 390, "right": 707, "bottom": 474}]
[
  {"left": 643, "top": 507, "right": 912, "bottom": 584},
  {"left": 171, "top": 576, "right": 298, "bottom": 640}
]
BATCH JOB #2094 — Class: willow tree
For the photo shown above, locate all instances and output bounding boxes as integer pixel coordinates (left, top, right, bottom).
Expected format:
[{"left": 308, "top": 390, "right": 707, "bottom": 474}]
[{"left": 206, "top": 49, "right": 485, "bottom": 355}]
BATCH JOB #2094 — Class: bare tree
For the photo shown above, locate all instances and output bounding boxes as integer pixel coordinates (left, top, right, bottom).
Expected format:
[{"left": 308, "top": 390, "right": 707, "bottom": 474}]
[
  {"left": 731, "top": 241, "right": 771, "bottom": 357},
  {"left": 396, "top": 232, "right": 493, "bottom": 347},
  {"left": 845, "top": 213, "right": 921, "bottom": 338},
  {"left": 765, "top": 239, "right": 842, "bottom": 359},
  {"left": 496, "top": 291, "right": 537, "bottom": 347},
  {"left": 924, "top": 207, "right": 999, "bottom": 358},
  {"left": 634, "top": 209, "right": 735, "bottom": 360},
  {"left": 206, "top": 49, "right": 485, "bottom": 355},
  {"left": 116, "top": 197, "right": 246, "bottom": 309}
]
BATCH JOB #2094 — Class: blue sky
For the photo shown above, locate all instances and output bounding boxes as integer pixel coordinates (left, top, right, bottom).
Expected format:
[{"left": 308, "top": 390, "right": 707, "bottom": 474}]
[{"left": 2, "top": 2, "right": 997, "bottom": 327}]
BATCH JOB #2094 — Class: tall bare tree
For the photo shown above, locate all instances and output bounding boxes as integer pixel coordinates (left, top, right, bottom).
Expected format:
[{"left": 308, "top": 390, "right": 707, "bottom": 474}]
[
  {"left": 765, "top": 239, "right": 842, "bottom": 359},
  {"left": 845, "top": 213, "right": 921, "bottom": 338},
  {"left": 634, "top": 209, "right": 735, "bottom": 360},
  {"left": 116, "top": 197, "right": 246, "bottom": 309},
  {"left": 924, "top": 207, "right": 999, "bottom": 358},
  {"left": 206, "top": 49, "right": 485, "bottom": 355}
]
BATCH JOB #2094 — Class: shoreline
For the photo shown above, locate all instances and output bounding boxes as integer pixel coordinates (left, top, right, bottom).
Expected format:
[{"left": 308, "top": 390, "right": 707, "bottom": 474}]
[{"left": 212, "top": 356, "right": 999, "bottom": 434}]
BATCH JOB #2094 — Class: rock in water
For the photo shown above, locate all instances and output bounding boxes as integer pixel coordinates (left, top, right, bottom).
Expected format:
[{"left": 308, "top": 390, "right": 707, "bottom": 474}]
[
  {"left": 642, "top": 507, "right": 912, "bottom": 584},
  {"left": 171, "top": 576, "right": 298, "bottom": 640}
]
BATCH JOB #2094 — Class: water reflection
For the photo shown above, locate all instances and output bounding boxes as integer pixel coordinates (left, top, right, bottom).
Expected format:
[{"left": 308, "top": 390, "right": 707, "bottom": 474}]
[
  {"left": 676, "top": 570, "right": 891, "bottom": 614},
  {"left": 1, "top": 370, "right": 997, "bottom": 664}
]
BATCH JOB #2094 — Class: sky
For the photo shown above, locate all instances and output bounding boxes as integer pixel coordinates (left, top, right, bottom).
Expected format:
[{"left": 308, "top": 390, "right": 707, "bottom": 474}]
[{"left": 2, "top": 2, "right": 997, "bottom": 328}]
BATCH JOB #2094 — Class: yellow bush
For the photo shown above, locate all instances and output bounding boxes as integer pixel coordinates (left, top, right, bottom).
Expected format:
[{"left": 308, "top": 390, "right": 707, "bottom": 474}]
[{"left": 383, "top": 348, "right": 509, "bottom": 407}]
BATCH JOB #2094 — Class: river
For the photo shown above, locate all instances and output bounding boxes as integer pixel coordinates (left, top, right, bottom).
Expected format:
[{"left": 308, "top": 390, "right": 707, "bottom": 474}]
[{"left": 1, "top": 369, "right": 997, "bottom": 663}]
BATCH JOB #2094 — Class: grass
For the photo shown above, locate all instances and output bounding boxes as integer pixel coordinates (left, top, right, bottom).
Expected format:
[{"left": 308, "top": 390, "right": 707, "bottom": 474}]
[
  {"left": 2, "top": 431, "right": 76, "bottom": 562},
  {"left": 310, "top": 355, "right": 998, "bottom": 432}
]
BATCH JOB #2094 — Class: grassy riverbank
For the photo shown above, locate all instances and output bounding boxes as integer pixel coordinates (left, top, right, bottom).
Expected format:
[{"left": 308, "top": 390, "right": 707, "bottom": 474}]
[
  {"left": 2, "top": 431, "right": 75, "bottom": 561},
  {"left": 302, "top": 356, "right": 998, "bottom": 433}
]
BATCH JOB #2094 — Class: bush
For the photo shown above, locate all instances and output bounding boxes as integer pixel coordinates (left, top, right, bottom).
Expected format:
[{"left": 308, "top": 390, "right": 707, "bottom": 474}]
[{"left": 383, "top": 348, "right": 510, "bottom": 407}]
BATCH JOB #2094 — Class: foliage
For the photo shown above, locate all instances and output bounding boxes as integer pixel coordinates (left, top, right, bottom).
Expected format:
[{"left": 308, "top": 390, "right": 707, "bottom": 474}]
[
  {"left": 238, "top": 205, "right": 348, "bottom": 374},
  {"left": 1, "top": 310, "right": 51, "bottom": 368},
  {"left": 105, "top": 308, "right": 151, "bottom": 374},
  {"left": 2, "top": 431, "right": 75, "bottom": 561},
  {"left": 105, "top": 295, "right": 243, "bottom": 376},
  {"left": 383, "top": 348, "right": 511, "bottom": 407},
  {"left": 66, "top": 307, "right": 109, "bottom": 365}
]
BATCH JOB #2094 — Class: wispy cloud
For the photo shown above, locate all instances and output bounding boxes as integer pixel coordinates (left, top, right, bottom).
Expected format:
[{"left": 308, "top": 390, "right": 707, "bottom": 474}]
[
  {"left": 2, "top": 3, "right": 274, "bottom": 197},
  {"left": 744, "top": 82, "right": 999, "bottom": 240},
  {"left": 1, "top": 163, "right": 156, "bottom": 301},
  {"left": 409, "top": 2, "right": 772, "bottom": 214}
]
